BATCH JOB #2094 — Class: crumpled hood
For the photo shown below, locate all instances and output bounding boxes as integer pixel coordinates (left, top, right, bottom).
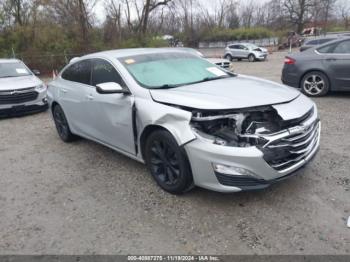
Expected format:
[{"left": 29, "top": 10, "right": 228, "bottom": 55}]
[
  {"left": 150, "top": 75, "right": 300, "bottom": 110},
  {"left": 0, "top": 75, "right": 42, "bottom": 91}
]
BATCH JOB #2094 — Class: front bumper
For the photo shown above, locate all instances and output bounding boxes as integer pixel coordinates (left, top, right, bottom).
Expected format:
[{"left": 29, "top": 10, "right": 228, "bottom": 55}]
[
  {"left": 184, "top": 111, "right": 321, "bottom": 193},
  {"left": 254, "top": 52, "right": 268, "bottom": 60},
  {"left": 0, "top": 90, "right": 48, "bottom": 118}
]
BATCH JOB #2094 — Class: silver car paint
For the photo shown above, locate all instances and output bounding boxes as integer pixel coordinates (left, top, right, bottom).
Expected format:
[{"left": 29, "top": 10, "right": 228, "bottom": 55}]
[
  {"left": 150, "top": 74, "right": 300, "bottom": 110},
  {"left": 48, "top": 48, "right": 319, "bottom": 192}
]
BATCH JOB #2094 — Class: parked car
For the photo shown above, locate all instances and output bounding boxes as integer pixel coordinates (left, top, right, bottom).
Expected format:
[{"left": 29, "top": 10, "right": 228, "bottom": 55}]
[
  {"left": 174, "top": 48, "right": 231, "bottom": 69},
  {"left": 300, "top": 37, "right": 336, "bottom": 52},
  {"left": 282, "top": 37, "right": 350, "bottom": 97},
  {"left": 0, "top": 59, "right": 48, "bottom": 117},
  {"left": 224, "top": 43, "right": 268, "bottom": 62},
  {"left": 48, "top": 49, "right": 320, "bottom": 194}
]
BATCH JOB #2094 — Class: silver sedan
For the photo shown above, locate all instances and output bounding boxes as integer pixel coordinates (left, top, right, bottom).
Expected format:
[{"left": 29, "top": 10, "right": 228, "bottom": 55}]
[{"left": 47, "top": 49, "right": 320, "bottom": 194}]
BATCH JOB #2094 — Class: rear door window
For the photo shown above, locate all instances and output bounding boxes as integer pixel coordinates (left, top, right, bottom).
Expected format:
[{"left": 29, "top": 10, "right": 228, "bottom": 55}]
[
  {"left": 333, "top": 40, "right": 350, "bottom": 54},
  {"left": 62, "top": 60, "right": 92, "bottom": 85},
  {"left": 317, "top": 44, "right": 336, "bottom": 54}
]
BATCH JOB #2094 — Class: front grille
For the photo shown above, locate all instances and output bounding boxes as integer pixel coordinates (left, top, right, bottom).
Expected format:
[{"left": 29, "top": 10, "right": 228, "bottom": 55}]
[
  {"left": 262, "top": 120, "right": 320, "bottom": 172},
  {"left": 0, "top": 87, "right": 38, "bottom": 105}
]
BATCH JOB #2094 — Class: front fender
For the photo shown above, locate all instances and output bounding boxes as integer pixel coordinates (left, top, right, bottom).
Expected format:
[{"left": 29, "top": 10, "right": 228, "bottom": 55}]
[{"left": 135, "top": 98, "right": 196, "bottom": 147}]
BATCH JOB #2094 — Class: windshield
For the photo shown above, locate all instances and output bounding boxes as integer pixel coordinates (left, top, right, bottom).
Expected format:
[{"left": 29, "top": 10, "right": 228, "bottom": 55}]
[
  {"left": 0, "top": 62, "right": 31, "bottom": 78},
  {"left": 119, "top": 52, "right": 231, "bottom": 89}
]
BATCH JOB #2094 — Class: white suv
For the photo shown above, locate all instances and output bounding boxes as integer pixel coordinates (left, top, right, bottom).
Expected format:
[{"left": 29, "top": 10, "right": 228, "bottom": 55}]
[
  {"left": 0, "top": 59, "right": 48, "bottom": 117},
  {"left": 224, "top": 43, "right": 268, "bottom": 62}
]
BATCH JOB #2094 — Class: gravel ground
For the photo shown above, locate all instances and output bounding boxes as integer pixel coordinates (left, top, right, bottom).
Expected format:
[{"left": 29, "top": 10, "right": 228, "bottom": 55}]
[{"left": 0, "top": 50, "right": 349, "bottom": 255}]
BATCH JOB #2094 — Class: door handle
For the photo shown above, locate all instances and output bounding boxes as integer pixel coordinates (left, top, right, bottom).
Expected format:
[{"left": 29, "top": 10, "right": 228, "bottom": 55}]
[
  {"left": 86, "top": 94, "right": 94, "bottom": 100},
  {"left": 326, "top": 58, "right": 337, "bottom": 62},
  {"left": 61, "top": 88, "right": 68, "bottom": 93}
]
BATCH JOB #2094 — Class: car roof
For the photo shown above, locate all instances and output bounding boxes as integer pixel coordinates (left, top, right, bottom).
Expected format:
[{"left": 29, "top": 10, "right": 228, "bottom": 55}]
[
  {"left": 305, "top": 37, "right": 336, "bottom": 44},
  {"left": 310, "top": 36, "right": 350, "bottom": 49},
  {"left": 81, "top": 48, "right": 192, "bottom": 60},
  {"left": 0, "top": 58, "right": 21, "bottom": 64}
]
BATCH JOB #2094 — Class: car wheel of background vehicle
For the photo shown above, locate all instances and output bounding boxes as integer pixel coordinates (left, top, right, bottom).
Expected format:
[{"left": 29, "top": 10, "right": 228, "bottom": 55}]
[
  {"left": 248, "top": 54, "right": 255, "bottom": 62},
  {"left": 53, "top": 104, "right": 78, "bottom": 142},
  {"left": 145, "top": 130, "right": 194, "bottom": 194},
  {"left": 224, "top": 54, "right": 233, "bottom": 61},
  {"left": 301, "top": 71, "right": 330, "bottom": 97}
]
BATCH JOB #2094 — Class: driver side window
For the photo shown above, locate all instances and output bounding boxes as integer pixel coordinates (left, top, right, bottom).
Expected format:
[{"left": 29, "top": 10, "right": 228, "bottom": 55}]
[{"left": 91, "top": 59, "right": 125, "bottom": 87}]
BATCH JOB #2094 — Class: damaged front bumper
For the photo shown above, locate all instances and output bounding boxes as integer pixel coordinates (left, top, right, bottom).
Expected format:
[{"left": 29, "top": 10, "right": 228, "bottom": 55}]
[{"left": 184, "top": 96, "right": 321, "bottom": 193}]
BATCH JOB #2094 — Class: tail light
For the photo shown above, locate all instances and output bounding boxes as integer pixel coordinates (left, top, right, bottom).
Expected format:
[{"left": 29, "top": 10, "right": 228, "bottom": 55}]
[{"left": 284, "top": 57, "right": 296, "bottom": 65}]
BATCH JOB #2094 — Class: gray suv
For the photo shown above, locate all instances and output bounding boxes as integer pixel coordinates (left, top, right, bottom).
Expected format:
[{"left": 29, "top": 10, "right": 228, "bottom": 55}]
[
  {"left": 0, "top": 59, "right": 48, "bottom": 117},
  {"left": 48, "top": 49, "right": 320, "bottom": 194}
]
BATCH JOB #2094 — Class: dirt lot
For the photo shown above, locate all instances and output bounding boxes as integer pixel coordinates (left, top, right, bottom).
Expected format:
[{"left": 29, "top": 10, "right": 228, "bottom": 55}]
[{"left": 0, "top": 50, "right": 349, "bottom": 255}]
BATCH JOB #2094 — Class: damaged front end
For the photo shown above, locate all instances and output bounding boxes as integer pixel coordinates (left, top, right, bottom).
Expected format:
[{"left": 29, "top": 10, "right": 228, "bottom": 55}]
[{"left": 190, "top": 105, "right": 320, "bottom": 174}]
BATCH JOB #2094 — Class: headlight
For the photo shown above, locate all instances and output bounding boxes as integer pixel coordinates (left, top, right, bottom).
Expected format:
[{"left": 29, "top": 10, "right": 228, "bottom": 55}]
[
  {"left": 35, "top": 84, "right": 46, "bottom": 92},
  {"left": 191, "top": 127, "right": 228, "bottom": 146}
]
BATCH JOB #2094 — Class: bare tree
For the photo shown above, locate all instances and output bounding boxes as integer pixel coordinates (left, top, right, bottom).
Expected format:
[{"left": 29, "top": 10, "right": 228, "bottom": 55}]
[
  {"left": 337, "top": 0, "right": 350, "bottom": 29},
  {"left": 1, "top": 0, "right": 32, "bottom": 26},
  {"left": 283, "top": 0, "right": 314, "bottom": 33},
  {"left": 240, "top": 0, "right": 254, "bottom": 28}
]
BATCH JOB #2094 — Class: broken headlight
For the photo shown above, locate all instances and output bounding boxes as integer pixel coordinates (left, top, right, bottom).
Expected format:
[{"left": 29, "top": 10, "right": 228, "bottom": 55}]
[{"left": 190, "top": 109, "right": 281, "bottom": 148}]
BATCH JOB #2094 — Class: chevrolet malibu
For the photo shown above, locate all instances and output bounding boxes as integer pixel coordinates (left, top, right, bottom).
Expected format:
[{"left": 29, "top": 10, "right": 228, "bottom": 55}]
[
  {"left": 47, "top": 49, "right": 320, "bottom": 194},
  {"left": 0, "top": 59, "right": 48, "bottom": 117}
]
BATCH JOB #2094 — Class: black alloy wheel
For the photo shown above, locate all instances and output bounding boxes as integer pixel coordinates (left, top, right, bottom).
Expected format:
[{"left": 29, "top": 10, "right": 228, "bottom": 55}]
[
  {"left": 145, "top": 130, "right": 194, "bottom": 194},
  {"left": 53, "top": 104, "right": 77, "bottom": 142}
]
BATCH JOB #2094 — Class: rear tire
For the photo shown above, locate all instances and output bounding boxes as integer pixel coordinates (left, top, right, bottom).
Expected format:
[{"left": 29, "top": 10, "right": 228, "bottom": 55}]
[
  {"left": 144, "top": 130, "right": 194, "bottom": 194},
  {"left": 53, "top": 104, "right": 78, "bottom": 142},
  {"left": 248, "top": 54, "right": 255, "bottom": 62},
  {"left": 300, "top": 71, "right": 330, "bottom": 97}
]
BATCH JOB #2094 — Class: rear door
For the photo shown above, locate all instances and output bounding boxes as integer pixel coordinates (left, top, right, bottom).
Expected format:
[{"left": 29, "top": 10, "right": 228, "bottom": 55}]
[
  {"left": 59, "top": 59, "right": 93, "bottom": 134},
  {"left": 321, "top": 40, "right": 350, "bottom": 90}
]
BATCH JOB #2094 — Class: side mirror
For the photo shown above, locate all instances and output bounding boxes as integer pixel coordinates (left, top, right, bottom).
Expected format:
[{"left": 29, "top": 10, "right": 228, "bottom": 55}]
[
  {"left": 32, "top": 69, "right": 41, "bottom": 76},
  {"left": 96, "top": 82, "right": 130, "bottom": 95}
]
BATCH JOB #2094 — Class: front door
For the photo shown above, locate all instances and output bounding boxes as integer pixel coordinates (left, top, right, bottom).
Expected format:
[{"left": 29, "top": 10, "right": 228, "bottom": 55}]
[{"left": 86, "top": 58, "right": 136, "bottom": 155}]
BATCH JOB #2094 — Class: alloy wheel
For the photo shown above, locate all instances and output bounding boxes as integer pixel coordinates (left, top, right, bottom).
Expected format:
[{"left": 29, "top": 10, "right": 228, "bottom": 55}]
[
  {"left": 54, "top": 107, "right": 69, "bottom": 139},
  {"left": 303, "top": 74, "right": 325, "bottom": 96},
  {"left": 149, "top": 139, "right": 180, "bottom": 186}
]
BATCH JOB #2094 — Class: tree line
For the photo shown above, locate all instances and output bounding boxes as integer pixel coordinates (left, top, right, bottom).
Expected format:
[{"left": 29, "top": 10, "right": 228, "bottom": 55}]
[{"left": 0, "top": 0, "right": 349, "bottom": 70}]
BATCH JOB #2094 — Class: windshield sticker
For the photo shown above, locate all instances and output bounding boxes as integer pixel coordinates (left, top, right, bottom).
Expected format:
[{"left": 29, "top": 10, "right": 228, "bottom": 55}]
[
  {"left": 206, "top": 67, "right": 226, "bottom": 77},
  {"left": 16, "top": 68, "right": 28, "bottom": 74},
  {"left": 125, "top": 59, "right": 136, "bottom": 65}
]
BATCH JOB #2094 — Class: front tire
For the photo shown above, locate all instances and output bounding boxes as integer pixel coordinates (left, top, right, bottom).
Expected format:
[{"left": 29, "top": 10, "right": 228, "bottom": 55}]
[
  {"left": 248, "top": 54, "right": 255, "bottom": 62},
  {"left": 301, "top": 71, "right": 330, "bottom": 97},
  {"left": 53, "top": 104, "right": 78, "bottom": 142},
  {"left": 224, "top": 54, "right": 233, "bottom": 61},
  {"left": 144, "top": 130, "right": 194, "bottom": 194}
]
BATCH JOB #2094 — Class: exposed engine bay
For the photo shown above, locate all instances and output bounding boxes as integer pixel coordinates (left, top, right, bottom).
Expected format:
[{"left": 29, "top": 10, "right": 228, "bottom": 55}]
[{"left": 190, "top": 107, "right": 286, "bottom": 147}]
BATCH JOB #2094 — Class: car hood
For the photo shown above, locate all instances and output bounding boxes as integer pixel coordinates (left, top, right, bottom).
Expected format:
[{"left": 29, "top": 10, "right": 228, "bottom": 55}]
[
  {"left": 0, "top": 75, "right": 42, "bottom": 91},
  {"left": 150, "top": 75, "right": 300, "bottom": 110}
]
